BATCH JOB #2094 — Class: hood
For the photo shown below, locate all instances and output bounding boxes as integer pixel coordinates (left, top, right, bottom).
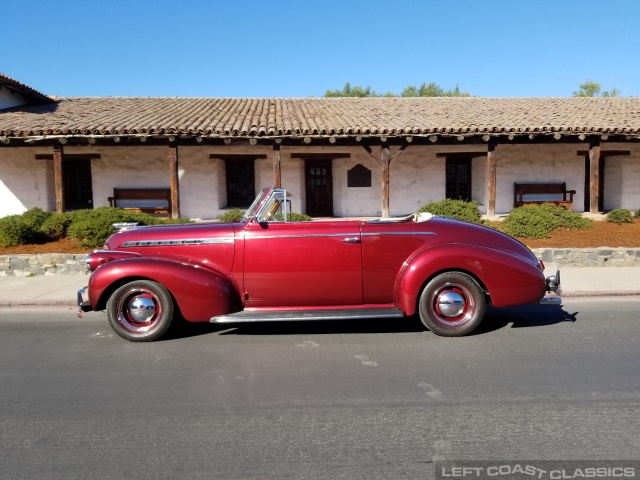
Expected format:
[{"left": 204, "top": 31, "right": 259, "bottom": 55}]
[{"left": 104, "top": 222, "right": 238, "bottom": 250}]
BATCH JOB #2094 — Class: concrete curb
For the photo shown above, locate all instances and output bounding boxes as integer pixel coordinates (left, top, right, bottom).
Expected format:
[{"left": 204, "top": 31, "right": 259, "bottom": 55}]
[
  {"left": 0, "top": 301, "right": 77, "bottom": 309},
  {"left": 561, "top": 291, "right": 640, "bottom": 298}
]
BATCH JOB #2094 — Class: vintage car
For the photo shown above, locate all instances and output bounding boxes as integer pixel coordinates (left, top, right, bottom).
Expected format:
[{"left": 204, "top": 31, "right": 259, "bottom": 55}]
[{"left": 77, "top": 187, "right": 561, "bottom": 342}]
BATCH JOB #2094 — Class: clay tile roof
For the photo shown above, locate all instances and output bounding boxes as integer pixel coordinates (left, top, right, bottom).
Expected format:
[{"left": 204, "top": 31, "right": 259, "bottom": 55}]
[
  {"left": 1, "top": 96, "right": 640, "bottom": 137},
  {"left": 0, "top": 73, "right": 55, "bottom": 105}
]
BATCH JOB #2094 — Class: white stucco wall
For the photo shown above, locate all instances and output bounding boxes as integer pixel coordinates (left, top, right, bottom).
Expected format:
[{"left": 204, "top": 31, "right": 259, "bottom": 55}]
[
  {"left": 494, "top": 144, "right": 586, "bottom": 214},
  {"left": 90, "top": 146, "right": 173, "bottom": 208},
  {"left": 178, "top": 146, "right": 220, "bottom": 219},
  {"left": 1, "top": 142, "right": 639, "bottom": 220},
  {"left": 602, "top": 144, "right": 640, "bottom": 211},
  {"left": 0, "top": 147, "right": 55, "bottom": 217},
  {"left": 0, "top": 86, "right": 29, "bottom": 110}
]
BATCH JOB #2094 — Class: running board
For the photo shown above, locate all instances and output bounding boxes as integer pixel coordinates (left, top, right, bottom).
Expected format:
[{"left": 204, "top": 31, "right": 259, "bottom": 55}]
[{"left": 210, "top": 307, "right": 405, "bottom": 324}]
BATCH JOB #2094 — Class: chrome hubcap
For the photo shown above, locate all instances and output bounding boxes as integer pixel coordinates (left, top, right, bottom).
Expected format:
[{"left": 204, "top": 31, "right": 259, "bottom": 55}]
[
  {"left": 430, "top": 282, "right": 476, "bottom": 328},
  {"left": 437, "top": 291, "right": 465, "bottom": 317},
  {"left": 128, "top": 296, "right": 156, "bottom": 322},
  {"left": 116, "top": 288, "right": 162, "bottom": 334}
]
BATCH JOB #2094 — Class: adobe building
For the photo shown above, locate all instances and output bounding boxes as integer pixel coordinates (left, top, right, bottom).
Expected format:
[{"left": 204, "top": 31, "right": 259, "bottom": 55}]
[{"left": 1, "top": 73, "right": 639, "bottom": 219}]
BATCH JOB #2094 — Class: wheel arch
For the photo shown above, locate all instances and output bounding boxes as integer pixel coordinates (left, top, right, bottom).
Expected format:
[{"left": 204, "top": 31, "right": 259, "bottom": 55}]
[
  {"left": 395, "top": 244, "right": 544, "bottom": 316},
  {"left": 88, "top": 258, "right": 242, "bottom": 322},
  {"left": 94, "top": 275, "right": 172, "bottom": 312}
]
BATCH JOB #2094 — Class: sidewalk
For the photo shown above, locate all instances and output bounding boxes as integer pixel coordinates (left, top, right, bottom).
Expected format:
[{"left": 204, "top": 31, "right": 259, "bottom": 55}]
[{"left": 0, "top": 266, "right": 639, "bottom": 309}]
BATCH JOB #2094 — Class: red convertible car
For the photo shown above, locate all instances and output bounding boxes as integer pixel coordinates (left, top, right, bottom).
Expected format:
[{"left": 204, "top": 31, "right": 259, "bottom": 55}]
[{"left": 77, "top": 187, "right": 561, "bottom": 342}]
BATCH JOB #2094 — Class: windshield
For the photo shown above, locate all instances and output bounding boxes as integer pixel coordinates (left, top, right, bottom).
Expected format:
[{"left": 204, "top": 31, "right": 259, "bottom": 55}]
[
  {"left": 255, "top": 189, "right": 287, "bottom": 222},
  {"left": 242, "top": 187, "right": 291, "bottom": 222},
  {"left": 243, "top": 187, "right": 273, "bottom": 220}
]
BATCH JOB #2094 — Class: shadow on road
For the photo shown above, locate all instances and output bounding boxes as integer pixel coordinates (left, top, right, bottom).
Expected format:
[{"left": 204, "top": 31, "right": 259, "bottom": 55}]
[
  {"left": 476, "top": 304, "right": 578, "bottom": 335},
  {"left": 167, "top": 304, "right": 578, "bottom": 340}
]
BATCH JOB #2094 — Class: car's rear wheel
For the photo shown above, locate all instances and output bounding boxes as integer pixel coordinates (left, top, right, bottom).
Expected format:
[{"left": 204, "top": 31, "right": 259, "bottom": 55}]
[
  {"left": 106, "top": 280, "right": 174, "bottom": 342},
  {"left": 418, "top": 272, "right": 486, "bottom": 337}
]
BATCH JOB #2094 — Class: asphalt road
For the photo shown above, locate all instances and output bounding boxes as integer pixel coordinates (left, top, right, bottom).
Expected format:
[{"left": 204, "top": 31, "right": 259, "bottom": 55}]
[{"left": 0, "top": 299, "right": 639, "bottom": 480}]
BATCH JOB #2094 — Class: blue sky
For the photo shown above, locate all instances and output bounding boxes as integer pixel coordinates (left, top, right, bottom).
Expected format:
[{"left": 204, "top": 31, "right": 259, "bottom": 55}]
[{"left": 3, "top": 0, "right": 639, "bottom": 98}]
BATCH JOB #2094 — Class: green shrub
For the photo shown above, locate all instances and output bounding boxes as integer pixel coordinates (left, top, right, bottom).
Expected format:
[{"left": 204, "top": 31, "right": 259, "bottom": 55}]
[
  {"left": 418, "top": 198, "right": 482, "bottom": 224},
  {"left": 273, "top": 212, "right": 313, "bottom": 222},
  {"left": 219, "top": 209, "right": 245, "bottom": 222},
  {"left": 0, "top": 208, "right": 58, "bottom": 246},
  {"left": 41, "top": 212, "right": 77, "bottom": 238},
  {"left": 162, "top": 217, "right": 193, "bottom": 225},
  {"left": 287, "top": 212, "right": 313, "bottom": 222},
  {"left": 21, "top": 207, "right": 53, "bottom": 230},
  {"left": 0, "top": 215, "right": 39, "bottom": 247},
  {"left": 606, "top": 208, "right": 634, "bottom": 224},
  {"left": 502, "top": 203, "right": 593, "bottom": 239},
  {"left": 635, "top": 209, "right": 640, "bottom": 219},
  {"left": 67, "top": 207, "right": 167, "bottom": 248}
]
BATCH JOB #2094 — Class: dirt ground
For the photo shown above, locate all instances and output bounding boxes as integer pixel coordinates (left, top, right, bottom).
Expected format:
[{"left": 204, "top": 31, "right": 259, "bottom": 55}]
[{"left": 1, "top": 220, "right": 639, "bottom": 255}]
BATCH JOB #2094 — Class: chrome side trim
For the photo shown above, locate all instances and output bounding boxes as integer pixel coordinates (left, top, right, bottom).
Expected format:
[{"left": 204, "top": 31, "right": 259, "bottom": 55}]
[
  {"left": 362, "top": 232, "right": 436, "bottom": 236},
  {"left": 245, "top": 231, "right": 436, "bottom": 240},
  {"left": 245, "top": 233, "right": 360, "bottom": 240},
  {"left": 121, "top": 238, "right": 234, "bottom": 247}
]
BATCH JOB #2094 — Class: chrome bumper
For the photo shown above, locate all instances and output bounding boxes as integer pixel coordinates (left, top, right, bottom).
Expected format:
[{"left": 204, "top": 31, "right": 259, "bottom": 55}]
[
  {"left": 539, "top": 296, "right": 562, "bottom": 305},
  {"left": 540, "top": 269, "right": 562, "bottom": 305},
  {"left": 77, "top": 287, "right": 92, "bottom": 318}
]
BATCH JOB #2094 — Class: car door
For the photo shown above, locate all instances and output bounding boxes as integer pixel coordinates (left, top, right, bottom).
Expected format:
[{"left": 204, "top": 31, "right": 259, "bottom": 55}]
[{"left": 242, "top": 220, "right": 363, "bottom": 307}]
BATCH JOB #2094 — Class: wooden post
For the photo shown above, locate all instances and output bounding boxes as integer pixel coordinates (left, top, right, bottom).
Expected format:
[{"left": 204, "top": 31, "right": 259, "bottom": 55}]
[
  {"left": 381, "top": 144, "right": 391, "bottom": 217},
  {"left": 169, "top": 145, "right": 180, "bottom": 218},
  {"left": 589, "top": 139, "right": 601, "bottom": 214},
  {"left": 487, "top": 142, "right": 497, "bottom": 217},
  {"left": 273, "top": 144, "right": 281, "bottom": 188},
  {"left": 53, "top": 146, "right": 64, "bottom": 213},
  {"left": 362, "top": 143, "right": 407, "bottom": 218}
]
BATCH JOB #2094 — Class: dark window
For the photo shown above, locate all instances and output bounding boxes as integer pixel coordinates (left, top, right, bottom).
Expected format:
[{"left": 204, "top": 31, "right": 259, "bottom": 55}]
[
  {"left": 347, "top": 164, "right": 372, "bottom": 187},
  {"left": 225, "top": 158, "right": 255, "bottom": 207},
  {"left": 446, "top": 158, "right": 472, "bottom": 201}
]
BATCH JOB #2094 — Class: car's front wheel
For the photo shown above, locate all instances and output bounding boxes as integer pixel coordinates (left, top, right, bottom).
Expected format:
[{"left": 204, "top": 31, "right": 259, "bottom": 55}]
[
  {"left": 418, "top": 272, "right": 486, "bottom": 337},
  {"left": 106, "top": 280, "right": 174, "bottom": 342}
]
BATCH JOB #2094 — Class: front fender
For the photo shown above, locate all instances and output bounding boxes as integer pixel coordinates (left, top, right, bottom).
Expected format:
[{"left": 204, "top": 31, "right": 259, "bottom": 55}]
[
  {"left": 396, "top": 244, "right": 546, "bottom": 315},
  {"left": 88, "top": 258, "right": 241, "bottom": 322}
]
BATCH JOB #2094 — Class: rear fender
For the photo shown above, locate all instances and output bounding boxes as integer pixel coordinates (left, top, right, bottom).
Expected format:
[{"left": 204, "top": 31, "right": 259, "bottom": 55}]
[
  {"left": 88, "top": 258, "right": 241, "bottom": 322},
  {"left": 396, "top": 244, "right": 546, "bottom": 315}
]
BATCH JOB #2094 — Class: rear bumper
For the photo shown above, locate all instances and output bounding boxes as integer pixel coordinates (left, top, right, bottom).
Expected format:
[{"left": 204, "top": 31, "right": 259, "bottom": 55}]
[
  {"left": 539, "top": 295, "right": 562, "bottom": 305},
  {"left": 539, "top": 268, "right": 562, "bottom": 305},
  {"left": 77, "top": 287, "right": 92, "bottom": 318}
]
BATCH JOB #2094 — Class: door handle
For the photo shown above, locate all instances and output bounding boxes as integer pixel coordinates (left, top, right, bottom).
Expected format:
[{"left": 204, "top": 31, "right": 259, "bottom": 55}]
[{"left": 342, "top": 237, "right": 361, "bottom": 244}]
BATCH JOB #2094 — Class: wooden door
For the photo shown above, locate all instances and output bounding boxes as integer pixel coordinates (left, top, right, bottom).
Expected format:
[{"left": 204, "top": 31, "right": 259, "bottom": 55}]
[
  {"left": 305, "top": 159, "right": 333, "bottom": 217},
  {"left": 63, "top": 158, "right": 93, "bottom": 210}
]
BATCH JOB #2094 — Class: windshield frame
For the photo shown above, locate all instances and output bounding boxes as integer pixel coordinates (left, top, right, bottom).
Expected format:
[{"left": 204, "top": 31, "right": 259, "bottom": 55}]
[
  {"left": 242, "top": 187, "right": 289, "bottom": 223},
  {"left": 242, "top": 187, "right": 273, "bottom": 221}
]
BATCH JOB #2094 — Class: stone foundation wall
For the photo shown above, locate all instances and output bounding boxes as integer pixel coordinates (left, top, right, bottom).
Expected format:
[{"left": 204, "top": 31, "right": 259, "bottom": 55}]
[
  {"left": 1, "top": 249, "right": 639, "bottom": 276},
  {"left": 532, "top": 248, "right": 640, "bottom": 267},
  {"left": 0, "top": 254, "right": 88, "bottom": 276}
]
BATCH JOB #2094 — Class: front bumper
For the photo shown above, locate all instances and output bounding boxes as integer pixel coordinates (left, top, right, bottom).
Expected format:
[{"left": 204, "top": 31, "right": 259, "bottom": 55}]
[{"left": 77, "top": 287, "right": 92, "bottom": 318}]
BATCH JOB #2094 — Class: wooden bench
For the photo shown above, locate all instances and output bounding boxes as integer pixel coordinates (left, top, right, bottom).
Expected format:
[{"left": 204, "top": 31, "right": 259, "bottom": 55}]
[
  {"left": 108, "top": 188, "right": 172, "bottom": 217},
  {"left": 514, "top": 182, "right": 576, "bottom": 211}
]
